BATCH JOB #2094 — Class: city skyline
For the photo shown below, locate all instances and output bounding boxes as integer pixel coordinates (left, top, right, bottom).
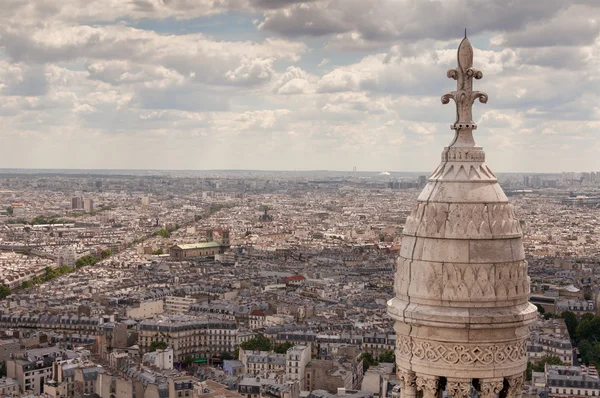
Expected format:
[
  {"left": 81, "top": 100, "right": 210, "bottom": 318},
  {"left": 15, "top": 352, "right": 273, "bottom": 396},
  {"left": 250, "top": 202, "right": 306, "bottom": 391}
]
[{"left": 0, "top": 1, "right": 599, "bottom": 171}]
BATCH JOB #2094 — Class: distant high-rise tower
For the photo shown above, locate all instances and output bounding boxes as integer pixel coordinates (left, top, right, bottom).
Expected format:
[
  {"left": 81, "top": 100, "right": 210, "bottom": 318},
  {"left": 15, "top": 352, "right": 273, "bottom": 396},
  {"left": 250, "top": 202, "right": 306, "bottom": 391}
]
[
  {"left": 71, "top": 197, "right": 83, "bottom": 210},
  {"left": 387, "top": 35, "right": 535, "bottom": 398},
  {"left": 83, "top": 199, "right": 94, "bottom": 213},
  {"left": 141, "top": 196, "right": 150, "bottom": 209}
]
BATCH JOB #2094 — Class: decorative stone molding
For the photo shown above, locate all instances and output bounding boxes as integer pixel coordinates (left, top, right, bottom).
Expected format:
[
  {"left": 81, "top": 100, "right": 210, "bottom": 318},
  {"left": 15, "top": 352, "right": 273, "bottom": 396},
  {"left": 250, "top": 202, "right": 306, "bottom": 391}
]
[
  {"left": 400, "top": 370, "right": 416, "bottom": 388},
  {"left": 505, "top": 375, "right": 524, "bottom": 398},
  {"left": 447, "top": 379, "right": 472, "bottom": 398},
  {"left": 441, "top": 147, "right": 486, "bottom": 163},
  {"left": 395, "top": 259, "right": 530, "bottom": 303},
  {"left": 415, "top": 375, "right": 440, "bottom": 398},
  {"left": 403, "top": 202, "right": 522, "bottom": 239},
  {"left": 430, "top": 163, "right": 496, "bottom": 182},
  {"left": 478, "top": 378, "right": 504, "bottom": 398},
  {"left": 396, "top": 337, "right": 527, "bottom": 366}
]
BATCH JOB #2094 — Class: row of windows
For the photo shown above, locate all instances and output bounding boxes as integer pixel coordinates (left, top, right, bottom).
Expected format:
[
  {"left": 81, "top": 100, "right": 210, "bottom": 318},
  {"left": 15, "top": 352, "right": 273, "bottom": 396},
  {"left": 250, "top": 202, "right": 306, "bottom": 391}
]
[{"left": 551, "top": 387, "right": 600, "bottom": 395}]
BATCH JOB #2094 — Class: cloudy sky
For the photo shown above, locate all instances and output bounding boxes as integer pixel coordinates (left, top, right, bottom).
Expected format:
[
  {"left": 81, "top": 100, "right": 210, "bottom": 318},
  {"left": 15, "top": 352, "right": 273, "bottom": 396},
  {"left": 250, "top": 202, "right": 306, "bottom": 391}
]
[{"left": 0, "top": 0, "right": 599, "bottom": 172}]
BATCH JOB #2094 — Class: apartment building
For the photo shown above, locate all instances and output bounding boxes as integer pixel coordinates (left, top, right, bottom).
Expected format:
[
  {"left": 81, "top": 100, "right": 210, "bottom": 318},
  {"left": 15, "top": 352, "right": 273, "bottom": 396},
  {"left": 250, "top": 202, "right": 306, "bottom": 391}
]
[
  {"left": 547, "top": 365, "right": 600, "bottom": 398},
  {"left": 165, "top": 296, "right": 198, "bottom": 314},
  {"left": 138, "top": 318, "right": 238, "bottom": 361},
  {"left": 286, "top": 344, "right": 311, "bottom": 386},
  {"left": 240, "top": 350, "right": 286, "bottom": 376}
]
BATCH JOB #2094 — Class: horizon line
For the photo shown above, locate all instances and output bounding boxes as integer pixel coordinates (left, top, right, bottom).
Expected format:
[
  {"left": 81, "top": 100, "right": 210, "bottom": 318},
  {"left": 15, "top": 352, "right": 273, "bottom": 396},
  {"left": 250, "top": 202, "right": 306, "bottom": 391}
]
[{"left": 0, "top": 167, "right": 588, "bottom": 175}]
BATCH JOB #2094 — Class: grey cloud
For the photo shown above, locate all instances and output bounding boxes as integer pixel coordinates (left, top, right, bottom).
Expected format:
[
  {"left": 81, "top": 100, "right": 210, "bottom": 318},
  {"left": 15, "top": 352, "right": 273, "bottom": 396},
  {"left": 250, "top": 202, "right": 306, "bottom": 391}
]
[
  {"left": 499, "top": 5, "right": 600, "bottom": 48},
  {"left": 0, "top": 24, "right": 305, "bottom": 88},
  {"left": 258, "top": 0, "right": 572, "bottom": 45},
  {"left": 131, "top": 84, "right": 230, "bottom": 112},
  {"left": 250, "top": 0, "right": 318, "bottom": 9},
  {"left": 516, "top": 47, "right": 591, "bottom": 69},
  {"left": 2, "top": 66, "right": 49, "bottom": 96}
]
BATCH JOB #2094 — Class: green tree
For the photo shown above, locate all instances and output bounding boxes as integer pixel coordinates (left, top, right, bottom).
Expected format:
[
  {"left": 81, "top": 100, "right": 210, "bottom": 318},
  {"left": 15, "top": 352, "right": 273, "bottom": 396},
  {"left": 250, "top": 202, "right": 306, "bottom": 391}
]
[
  {"left": 100, "top": 250, "right": 112, "bottom": 259},
  {"left": 561, "top": 311, "right": 578, "bottom": 339},
  {"left": 358, "top": 352, "right": 377, "bottom": 373},
  {"left": 0, "top": 285, "right": 11, "bottom": 300},
  {"left": 576, "top": 315, "right": 600, "bottom": 343},
  {"left": 152, "top": 249, "right": 164, "bottom": 255},
  {"left": 527, "top": 355, "right": 564, "bottom": 380},
  {"left": 154, "top": 228, "right": 171, "bottom": 238},
  {"left": 579, "top": 340, "right": 600, "bottom": 368},
  {"left": 0, "top": 361, "right": 6, "bottom": 377},
  {"left": 6, "top": 206, "right": 13, "bottom": 216},
  {"left": 75, "top": 254, "right": 99, "bottom": 268},
  {"left": 239, "top": 335, "right": 272, "bottom": 352},
  {"left": 273, "top": 342, "right": 294, "bottom": 354},
  {"left": 149, "top": 341, "right": 168, "bottom": 352},
  {"left": 535, "top": 304, "right": 546, "bottom": 314},
  {"left": 378, "top": 350, "right": 396, "bottom": 363},
  {"left": 581, "top": 313, "right": 595, "bottom": 322},
  {"left": 221, "top": 352, "right": 234, "bottom": 360},
  {"left": 182, "top": 355, "right": 193, "bottom": 366}
]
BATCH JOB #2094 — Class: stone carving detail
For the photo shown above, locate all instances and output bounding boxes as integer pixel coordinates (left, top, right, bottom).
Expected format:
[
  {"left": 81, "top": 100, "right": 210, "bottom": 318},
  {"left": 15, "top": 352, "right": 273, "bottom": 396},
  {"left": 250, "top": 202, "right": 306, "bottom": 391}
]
[
  {"left": 442, "top": 263, "right": 495, "bottom": 300},
  {"left": 505, "top": 375, "right": 524, "bottom": 398},
  {"left": 399, "top": 370, "right": 416, "bottom": 388},
  {"left": 441, "top": 147, "right": 486, "bottom": 162},
  {"left": 410, "top": 261, "right": 443, "bottom": 298},
  {"left": 396, "top": 335, "right": 413, "bottom": 357},
  {"left": 479, "top": 379, "right": 504, "bottom": 398},
  {"left": 429, "top": 163, "right": 496, "bottom": 182},
  {"left": 396, "top": 259, "right": 529, "bottom": 302},
  {"left": 447, "top": 379, "right": 472, "bottom": 398},
  {"left": 396, "top": 336, "right": 527, "bottom": 365},
  {"left": 416, "top": 375, "right": 440, "bottom": 398},
  {"left": 441, "top": 35, "right": 487, "bottom": 131},
  {"left": 403, "top": 202, "right": 522, "bottom": 238}
]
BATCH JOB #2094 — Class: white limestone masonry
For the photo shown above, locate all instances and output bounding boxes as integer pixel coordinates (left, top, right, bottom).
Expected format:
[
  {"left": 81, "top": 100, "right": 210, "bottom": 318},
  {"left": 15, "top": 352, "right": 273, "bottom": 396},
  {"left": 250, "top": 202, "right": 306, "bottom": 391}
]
[{"left": 387, "top": 35, "right": 537, "bottom": 398}]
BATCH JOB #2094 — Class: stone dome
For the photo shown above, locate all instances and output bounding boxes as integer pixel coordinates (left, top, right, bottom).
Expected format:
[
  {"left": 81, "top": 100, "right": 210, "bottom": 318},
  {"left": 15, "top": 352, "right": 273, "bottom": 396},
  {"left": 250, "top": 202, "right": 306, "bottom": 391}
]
[{"left": 387, "top": 35, "right": 537, "bottom": 398}]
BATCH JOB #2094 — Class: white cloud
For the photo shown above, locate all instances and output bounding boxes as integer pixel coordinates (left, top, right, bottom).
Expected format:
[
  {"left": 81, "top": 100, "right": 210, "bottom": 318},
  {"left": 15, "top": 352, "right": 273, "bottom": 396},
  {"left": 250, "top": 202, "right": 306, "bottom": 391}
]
[{"left": 0, "top": 0, "right": 598, "bottom": 172}]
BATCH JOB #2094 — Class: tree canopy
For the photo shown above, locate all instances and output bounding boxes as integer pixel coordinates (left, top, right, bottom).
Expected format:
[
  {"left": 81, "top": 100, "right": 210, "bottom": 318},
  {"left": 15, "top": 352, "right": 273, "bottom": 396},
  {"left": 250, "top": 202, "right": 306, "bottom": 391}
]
[
  {"left": 358, "top": 352, "right": 377, "bottom": 373},
  {"left": 149, "top": 341, "right": 168, "bottom": 352},
  {"left": 526, "top": 356, "right": 564, "bottom": 380},
  {"left": 0, "top": 285, "right": 11, "bottom": 300},
  {"left": 240, "top": 335, "right": 272, "bottom": 352},
  {"left": 273, "top": 342, "right": 294, "bottom": 354},
  {"left": 378, "top": 350, "right": 396, "bottom": 363},
  {"left": 561, "top": 311, "right": 578, "bottom": 339}
]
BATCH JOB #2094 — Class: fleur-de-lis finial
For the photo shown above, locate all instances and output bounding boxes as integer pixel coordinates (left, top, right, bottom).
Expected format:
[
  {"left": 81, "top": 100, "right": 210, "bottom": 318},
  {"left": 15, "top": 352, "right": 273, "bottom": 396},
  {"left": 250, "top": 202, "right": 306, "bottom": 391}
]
[{"left": 441, "top": 34, "right": 488, "bottom": 133}]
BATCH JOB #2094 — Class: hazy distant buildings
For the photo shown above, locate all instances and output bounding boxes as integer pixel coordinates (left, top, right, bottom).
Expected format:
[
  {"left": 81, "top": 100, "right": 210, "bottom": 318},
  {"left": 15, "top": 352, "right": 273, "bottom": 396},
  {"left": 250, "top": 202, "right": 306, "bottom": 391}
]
[
  {"left": 83, "top": 198, "right": 94, "bottom": 213},
  {"left": 169, "top": 242, "right": 225, "bottom": 259},
  {"left": 56, "top": 246, "right": 76, "bottom": 268},
  {"left": 71, "top": 197, "right": 83, "bottom": 210}
]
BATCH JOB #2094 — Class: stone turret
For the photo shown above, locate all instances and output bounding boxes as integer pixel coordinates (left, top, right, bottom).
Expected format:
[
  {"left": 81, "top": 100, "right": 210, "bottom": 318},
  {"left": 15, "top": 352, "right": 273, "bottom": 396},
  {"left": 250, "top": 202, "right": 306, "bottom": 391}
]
[{"left": 387, "top": 34, "right": 536, "bottom": 398}]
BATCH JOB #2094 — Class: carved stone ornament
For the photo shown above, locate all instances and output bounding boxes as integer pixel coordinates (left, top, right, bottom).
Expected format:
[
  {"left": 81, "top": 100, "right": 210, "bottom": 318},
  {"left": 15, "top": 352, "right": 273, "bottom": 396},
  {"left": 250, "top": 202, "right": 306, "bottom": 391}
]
[
  {"left": 505, "top": 375, "right": 524, "bottom": 398},
  {"left": 397, "top": 336, "right": 527, "bottom": 365},
  {"left": 447, "top": 379, "right": 472, "bottom": 398},
  {"left": 479, "top": 379, "right": 504, "bottom": 398},
  {"left": 416, "top": 375, "right": 440, "bottom": 398},
  {"left": 401, "top": 370, "right": 416, "bottom": 388},
  {"left": 441, "top": 33, "right": 488, "bottom": 131}
]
